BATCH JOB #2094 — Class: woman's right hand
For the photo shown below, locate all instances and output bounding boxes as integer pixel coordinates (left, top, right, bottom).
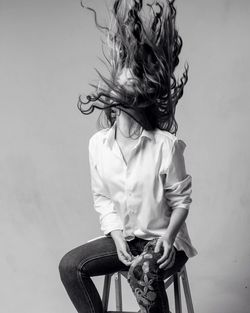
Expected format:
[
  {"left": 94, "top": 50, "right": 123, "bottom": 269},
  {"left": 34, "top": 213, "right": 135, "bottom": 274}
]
[{"left": 110, "top": 230, "right": 133, "bottom": 266}]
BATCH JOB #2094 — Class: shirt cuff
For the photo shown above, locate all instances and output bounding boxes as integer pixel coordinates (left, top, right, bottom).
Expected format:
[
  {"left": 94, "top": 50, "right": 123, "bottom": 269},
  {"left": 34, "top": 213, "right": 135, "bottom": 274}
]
[
  {"left": 164, "top": 174, "right": 192, "bottom": 210},
  {"left": 100, "top": 212, "right": 123, "bottom": 235}
]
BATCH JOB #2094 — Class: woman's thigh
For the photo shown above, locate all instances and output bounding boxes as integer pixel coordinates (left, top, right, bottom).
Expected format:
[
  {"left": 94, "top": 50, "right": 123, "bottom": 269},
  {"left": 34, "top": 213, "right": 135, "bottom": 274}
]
[{"left": 59, "top": 236, "right": 137, "bottom": 277}]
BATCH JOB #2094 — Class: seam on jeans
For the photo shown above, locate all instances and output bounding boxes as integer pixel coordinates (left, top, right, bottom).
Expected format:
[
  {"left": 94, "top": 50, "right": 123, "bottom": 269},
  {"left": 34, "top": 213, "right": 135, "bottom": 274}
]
[
  {"left": 78, "top": 248, "right": 138, "bottom": 272},
  {"left": 78, "top": 252, "right": 118, "bottom": 270},
  {"left": 79, "top": 252, "right": 119, "bottom": 280},
  {"left": 76, "top": 252, "right": 119, "bottom": 313},
  {"left": 76, "top": 248, "right": 137, "bottom": 312},
  {"left": 76, "top": 269, "right": 96, "bottom": 313}
]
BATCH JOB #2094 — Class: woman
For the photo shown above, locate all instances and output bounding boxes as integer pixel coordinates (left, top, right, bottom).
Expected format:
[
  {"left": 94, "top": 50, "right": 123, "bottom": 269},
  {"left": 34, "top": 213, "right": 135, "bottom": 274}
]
[{"left": 59, "top": 1, "right": 197, "bottom": 312}]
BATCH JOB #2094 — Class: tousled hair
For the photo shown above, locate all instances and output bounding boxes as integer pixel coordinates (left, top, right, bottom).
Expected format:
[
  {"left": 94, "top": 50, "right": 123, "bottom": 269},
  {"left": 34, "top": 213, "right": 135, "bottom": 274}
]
[{"left": 78, "top": 0, "right": 188, "bottom": 135}]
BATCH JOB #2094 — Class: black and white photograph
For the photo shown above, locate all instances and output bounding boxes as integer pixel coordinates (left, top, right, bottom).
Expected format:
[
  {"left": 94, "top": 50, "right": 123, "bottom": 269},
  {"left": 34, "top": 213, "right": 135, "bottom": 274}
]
[{"left": 1, "top": 1, "right": 249, "bottom": 312}]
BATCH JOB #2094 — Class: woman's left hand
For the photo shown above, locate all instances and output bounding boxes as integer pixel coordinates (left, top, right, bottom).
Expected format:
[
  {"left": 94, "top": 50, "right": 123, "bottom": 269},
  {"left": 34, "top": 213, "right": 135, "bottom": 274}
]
[{"left": 154, "top": 236, "right": 176, "bottom": 270}]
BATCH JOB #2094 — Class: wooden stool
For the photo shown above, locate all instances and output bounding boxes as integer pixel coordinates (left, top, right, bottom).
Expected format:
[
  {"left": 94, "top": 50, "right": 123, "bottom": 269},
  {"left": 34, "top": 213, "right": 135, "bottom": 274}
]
[{"left": 102, "top": 265, "right": 195, "bottom": 313}]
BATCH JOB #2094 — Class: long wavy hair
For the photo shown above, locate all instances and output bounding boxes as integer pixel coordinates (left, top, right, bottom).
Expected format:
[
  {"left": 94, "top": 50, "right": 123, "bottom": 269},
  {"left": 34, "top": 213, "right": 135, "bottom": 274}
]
[{"left": 78, "top": 0, "right": 188, "bottom": 135}]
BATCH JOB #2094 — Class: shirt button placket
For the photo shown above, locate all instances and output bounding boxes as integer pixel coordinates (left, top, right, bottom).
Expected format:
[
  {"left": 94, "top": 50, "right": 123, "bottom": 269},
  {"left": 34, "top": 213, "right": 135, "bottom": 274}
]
[
  {"left": 125, "top": 162, "right": 136, "bottom": 230},
  {"left": 125, "top": 163, "right": 131, "bottom": 201}
]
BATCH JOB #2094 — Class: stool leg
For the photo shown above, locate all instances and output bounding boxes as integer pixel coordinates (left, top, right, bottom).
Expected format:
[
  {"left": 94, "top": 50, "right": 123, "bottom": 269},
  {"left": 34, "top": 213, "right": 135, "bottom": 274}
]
[
  {"left": 181, "top": 267, "right": 195, "bottom": 313},
  {"left": 114, "top": 272, "right": 123, "bottom": 312},
  {"left": 102, "top": 274, "right": 112, "bottom": 312},
  {"left": 174, "top": 272, "right": 182, "bottom": 313}
]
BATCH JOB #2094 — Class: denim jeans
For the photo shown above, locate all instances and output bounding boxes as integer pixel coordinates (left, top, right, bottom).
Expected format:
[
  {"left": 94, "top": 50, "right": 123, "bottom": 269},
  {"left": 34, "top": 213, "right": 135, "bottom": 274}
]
[{"left": 59, "top": 236, "right": 188, "bottom": 313}]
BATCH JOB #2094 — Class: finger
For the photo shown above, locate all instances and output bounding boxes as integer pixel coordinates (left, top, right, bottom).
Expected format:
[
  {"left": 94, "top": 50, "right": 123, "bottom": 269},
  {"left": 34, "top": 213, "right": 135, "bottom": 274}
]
[
  {"left": 166, "top": 251, "right": 176, "bottom": 269},
  {"left": 125, "top": 244, "right": 133, "bottom": 260},
  {"left": 118, "top": 252, "right": 132, "bottom": 266},
  {"left": 157, "top": 248, "right": 169, "bottom": 264},
  {"left": 118, "top": 242, "right": 132, "bottom": 262},
  {"left": 154, "top": 239, "right": 162, "bottom": 253},
  {"left": 160, "top": 253, "right": 175, "bottom": 269},
  {"left": 165, "top": 248, "right": 175, "bottom": 267},
  {"left": 159, "top": 253, "right": 173, "bottom": 269},
  {"left": 121, "top": 250, "right": 133, "bottom": 263},
  {"left": 159, "top": 249, "right": 175, "bottom": 269},
  {"left": 123, "top": 249, "right": 132, "bottom": 262},
  {"left": 157, "top": 243, "right": 171, "bottom": 264}
]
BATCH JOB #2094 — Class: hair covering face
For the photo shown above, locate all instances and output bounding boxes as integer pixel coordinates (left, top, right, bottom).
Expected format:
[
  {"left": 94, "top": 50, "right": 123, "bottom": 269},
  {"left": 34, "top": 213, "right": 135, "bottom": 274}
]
[{"left": 78, "top": 0, "right": 189, "bottom": 134}]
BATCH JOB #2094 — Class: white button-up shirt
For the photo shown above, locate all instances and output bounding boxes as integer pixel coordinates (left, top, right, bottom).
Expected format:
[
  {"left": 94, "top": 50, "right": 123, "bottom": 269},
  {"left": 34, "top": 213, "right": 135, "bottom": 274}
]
[{"left": 88, "top": 120, "right": 197, "bottom": 257}]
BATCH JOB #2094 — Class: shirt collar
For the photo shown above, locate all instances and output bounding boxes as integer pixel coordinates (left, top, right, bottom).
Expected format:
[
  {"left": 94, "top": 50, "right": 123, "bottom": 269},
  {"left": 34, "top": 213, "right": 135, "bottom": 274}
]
[{"left": 103, "top": 120, "right": 155, "bottom": 149}]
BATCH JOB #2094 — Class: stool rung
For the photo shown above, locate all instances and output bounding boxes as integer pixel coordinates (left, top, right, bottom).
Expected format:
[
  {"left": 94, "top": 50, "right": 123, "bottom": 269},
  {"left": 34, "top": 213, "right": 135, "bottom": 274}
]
[{"left": 107, "top": 311, "right": 138, "bottom": 313}]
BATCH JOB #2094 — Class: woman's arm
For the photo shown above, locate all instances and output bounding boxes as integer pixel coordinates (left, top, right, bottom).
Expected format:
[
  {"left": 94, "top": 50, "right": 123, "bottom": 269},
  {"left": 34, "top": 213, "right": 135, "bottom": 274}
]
[
  {"left": 163, "top": 208, "right": 189, "bottom": 244},
  {"left": 88, "top": 136, "right": 123, "bottom": 235},
  {"left": 155, "top": 208, "right": 188, "bottom": 269},
  {"left": 155, "top": 139, "right": 192, "bottom": 269}
]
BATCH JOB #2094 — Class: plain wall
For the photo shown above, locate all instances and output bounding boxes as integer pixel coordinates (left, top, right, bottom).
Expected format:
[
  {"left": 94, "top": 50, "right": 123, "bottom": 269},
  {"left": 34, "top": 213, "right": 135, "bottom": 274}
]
[{"left": 0, "top": 0, "right": 249, "bottom": 312}]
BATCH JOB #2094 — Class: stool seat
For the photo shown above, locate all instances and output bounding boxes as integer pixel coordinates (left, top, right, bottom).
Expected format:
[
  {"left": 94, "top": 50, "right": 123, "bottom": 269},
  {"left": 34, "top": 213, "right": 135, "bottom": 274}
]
[{"left": 102, "top": 265, "right": 195, "bottom": 313}]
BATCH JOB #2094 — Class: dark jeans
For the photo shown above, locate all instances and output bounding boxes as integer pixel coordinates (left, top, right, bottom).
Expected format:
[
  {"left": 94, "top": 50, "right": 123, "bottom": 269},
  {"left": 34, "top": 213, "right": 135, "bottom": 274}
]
[{"left": 59, "top": 236, "right": 188, "bottom": 313}]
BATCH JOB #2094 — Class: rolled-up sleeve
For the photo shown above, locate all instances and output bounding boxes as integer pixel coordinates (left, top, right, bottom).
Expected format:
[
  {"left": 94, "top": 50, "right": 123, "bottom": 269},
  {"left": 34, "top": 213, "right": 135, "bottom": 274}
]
[
  {"left": 163, "top": 138, "right": 192, "bottom": 210},
  {"left": 88, "top": 136, "right": 123, "bottom": 235}
]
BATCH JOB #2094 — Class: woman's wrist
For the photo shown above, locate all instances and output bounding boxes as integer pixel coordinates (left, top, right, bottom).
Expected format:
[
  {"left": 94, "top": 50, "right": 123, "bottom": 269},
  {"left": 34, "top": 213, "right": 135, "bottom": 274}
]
[
  {"left": 110, "top": 229, "right": 124, "bottom": 242},
  {"left": 162, "top": 232, "right": 175, "bottom": 246},
  {"left": 162, "top": 208, "right": 189, "bottom": 245}
]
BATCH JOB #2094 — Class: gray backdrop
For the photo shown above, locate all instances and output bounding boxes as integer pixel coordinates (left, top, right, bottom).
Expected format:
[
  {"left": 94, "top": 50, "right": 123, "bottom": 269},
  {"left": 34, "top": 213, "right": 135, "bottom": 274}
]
[{"left": 1, "top": 0, "right": 249, "bottom": 312}]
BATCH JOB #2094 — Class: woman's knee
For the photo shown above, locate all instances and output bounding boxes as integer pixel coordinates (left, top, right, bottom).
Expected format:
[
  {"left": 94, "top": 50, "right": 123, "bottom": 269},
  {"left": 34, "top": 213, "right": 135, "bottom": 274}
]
[
  {"left": 128, "top": 256, "right": 159, "bottom": 280},
  {"left": 128, "top": 251, "right": 162, "bottom": 287},
  {"left": 58, "top": 248, "right": 86, "bottom": 283},
  {"left": 59, "top": 251, "right": 73, "bottom": 280}
]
